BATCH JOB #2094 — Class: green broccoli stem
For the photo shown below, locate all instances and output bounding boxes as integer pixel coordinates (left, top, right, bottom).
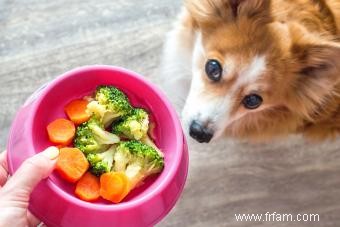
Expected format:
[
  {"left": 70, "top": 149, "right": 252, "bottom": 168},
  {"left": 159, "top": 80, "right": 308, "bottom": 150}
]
[
  {"left": 113, "top": 141, "right": 164, "bottom": 190},
  {"left": 141, "top": 135, "right": 163, "bottom": 157},
  {"left": 89, "top": 124, "right": 120, "bottom": 145}
]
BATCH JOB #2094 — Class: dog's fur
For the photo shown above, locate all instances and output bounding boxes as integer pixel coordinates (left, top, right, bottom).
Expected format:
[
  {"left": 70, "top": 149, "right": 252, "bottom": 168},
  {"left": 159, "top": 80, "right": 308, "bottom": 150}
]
[{"left": 161, "top": 0, "right": 340, "bottom": 142}]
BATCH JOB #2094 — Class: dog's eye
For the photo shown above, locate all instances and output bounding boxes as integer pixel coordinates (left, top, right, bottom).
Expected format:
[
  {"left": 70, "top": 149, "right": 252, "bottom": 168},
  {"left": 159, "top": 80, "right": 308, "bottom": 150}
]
[
  {"left": 205, "top": 60, "right": 222, "bottom": 82},
  {"left": 242, "top": 94, "right": 263, "bottom": 109}
]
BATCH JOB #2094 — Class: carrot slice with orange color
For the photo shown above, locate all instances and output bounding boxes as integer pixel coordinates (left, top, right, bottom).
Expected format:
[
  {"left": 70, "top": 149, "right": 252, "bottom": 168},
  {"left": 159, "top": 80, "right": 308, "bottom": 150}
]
[
  {"left": 100, "top": 172, "right": 130, "bottom": 203},
  {"left": 64, "top": 99, "right": 90, "bottom": 125},
  {"left": 56, "top": 147, "right": 89, "bottom": 183},
  {"left": 47, "top": 118, "right": 75, "bottom": 146},
  {"left": 75, "top": 172, "right": 100, "bottom": 202}
]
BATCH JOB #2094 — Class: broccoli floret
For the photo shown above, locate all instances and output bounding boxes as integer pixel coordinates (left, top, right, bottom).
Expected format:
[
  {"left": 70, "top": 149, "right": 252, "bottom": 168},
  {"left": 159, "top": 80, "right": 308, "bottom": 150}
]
[
  {"left": 112, "top": 108, "right": 162, "bottom": 155},
  {"left": 112, "top": 108, "right": 149, "bottom": 140},
  {"left": 87, "top": 86, "right": 133, "bottom": 127},
  {"left": 74, "top": 116, "right": 120, "bottom": 154},
  {"left": 113, "top": 140, "right": 164, "bottom": 189},
  {"left": 87, "top": 145, "right": 116, "bottom": 176}
]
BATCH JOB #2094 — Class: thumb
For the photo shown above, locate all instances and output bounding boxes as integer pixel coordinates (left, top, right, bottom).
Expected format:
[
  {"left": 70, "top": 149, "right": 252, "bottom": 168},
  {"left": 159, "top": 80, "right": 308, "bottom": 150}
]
[{"left": 2, "top": 147, "right": 59, "bottom": 200}]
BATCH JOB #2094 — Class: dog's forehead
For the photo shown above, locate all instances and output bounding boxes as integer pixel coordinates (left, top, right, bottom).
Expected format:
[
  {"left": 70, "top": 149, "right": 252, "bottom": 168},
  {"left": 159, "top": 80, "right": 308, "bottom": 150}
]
[
  {"left": 203, "top": 25, "right": 272, "bottom": 56},
  {"left": 238, "top": 55, "right": 266, "bottom": 84},
  {"left": 222, "top": 54, "right": 267, "bottom": 89},
  {"left": 229, "top": 0, "right": 245, "bottom": 17}
]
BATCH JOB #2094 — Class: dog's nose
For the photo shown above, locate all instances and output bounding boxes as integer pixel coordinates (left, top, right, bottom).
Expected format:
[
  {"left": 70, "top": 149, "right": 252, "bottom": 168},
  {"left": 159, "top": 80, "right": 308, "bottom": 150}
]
[{"left": 189, "top": 120, "right": 214, "bottom": 143}]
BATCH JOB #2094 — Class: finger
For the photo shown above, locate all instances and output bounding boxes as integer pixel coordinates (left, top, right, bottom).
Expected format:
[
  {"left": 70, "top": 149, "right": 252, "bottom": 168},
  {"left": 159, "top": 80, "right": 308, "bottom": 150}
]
[
  {"left": 27, "top": 211, "right": 41, "bottom": 227},
  {"left": 2, "top": 147, "right": 59, "bottom": 198},
  {"left": 0, "top": 150, "right": 9, "bottom": 187}
]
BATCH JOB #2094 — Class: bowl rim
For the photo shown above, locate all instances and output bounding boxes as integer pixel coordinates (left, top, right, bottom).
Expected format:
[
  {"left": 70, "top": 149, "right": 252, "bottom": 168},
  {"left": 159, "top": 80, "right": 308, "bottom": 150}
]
[{"left": 20, "top": 65, "right": 184, "bottom": 211}]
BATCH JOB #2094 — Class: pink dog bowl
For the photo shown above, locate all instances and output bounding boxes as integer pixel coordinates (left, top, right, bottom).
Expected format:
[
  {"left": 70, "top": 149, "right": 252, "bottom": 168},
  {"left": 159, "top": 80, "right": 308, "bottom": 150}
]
[{"left": 7, "top": 65, "right": 188, "bottom": 227}]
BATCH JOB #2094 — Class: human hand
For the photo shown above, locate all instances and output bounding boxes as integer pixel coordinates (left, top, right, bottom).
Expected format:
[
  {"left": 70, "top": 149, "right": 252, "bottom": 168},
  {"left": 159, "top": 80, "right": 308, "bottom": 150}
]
[{"left": 0, "top": 147, "right": 59, "bottom": 227}]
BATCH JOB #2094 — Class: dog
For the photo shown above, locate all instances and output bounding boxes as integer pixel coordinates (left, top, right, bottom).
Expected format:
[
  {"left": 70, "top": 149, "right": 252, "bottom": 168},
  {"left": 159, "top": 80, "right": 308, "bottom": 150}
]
[{"left": 160, "top": 0, "right": 340, "bottom": 143}]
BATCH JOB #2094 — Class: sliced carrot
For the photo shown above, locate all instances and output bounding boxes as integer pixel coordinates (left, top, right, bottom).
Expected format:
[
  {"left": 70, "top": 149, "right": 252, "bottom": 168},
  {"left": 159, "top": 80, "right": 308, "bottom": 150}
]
[
  {"left": 75, "top": 172, "right": 100, "bottom": 202},
  {"left": 56, "top": 147, "right": 89, "bottom": 183},
  {"left": 47, "top": 118, "right": 75, "bottom": 146},
  {"left": 64, "top": 99, "right": 90, "bottom": 125},
  {"left": 100, "top": 172, "right": 130, "bottom": 203}
]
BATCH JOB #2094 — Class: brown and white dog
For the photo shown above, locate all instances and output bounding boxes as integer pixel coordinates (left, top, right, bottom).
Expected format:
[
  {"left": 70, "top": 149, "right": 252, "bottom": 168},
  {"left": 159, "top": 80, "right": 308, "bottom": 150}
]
[{"left": 161, "top": 0, "right": 340, "bottom": 143}]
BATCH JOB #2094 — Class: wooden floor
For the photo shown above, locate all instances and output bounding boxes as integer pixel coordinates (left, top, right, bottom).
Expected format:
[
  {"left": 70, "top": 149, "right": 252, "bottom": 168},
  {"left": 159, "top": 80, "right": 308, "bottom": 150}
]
[{"left": 1, "top": 1, "right": 340, "bottom": 226}]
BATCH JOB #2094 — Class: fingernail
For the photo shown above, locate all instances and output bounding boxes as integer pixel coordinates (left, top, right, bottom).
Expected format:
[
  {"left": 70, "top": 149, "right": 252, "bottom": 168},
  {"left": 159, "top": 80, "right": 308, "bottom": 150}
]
[{"left": 42, "top": 147, "right": 59, "bottom": 160}]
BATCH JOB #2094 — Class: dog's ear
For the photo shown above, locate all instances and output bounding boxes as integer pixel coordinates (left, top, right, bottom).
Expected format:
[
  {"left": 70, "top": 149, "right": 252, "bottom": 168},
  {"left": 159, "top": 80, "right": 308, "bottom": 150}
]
[
  {"left": 289, "top": 42, "right": 340, "bottom": 120},
  {"left": 292, "top": 43, "right": 340, "bottom": 79}
]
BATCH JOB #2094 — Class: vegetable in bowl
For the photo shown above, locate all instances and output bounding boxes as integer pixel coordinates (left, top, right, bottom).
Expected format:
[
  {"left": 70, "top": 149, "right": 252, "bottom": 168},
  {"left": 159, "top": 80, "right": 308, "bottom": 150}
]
[
  {"left": 46, "top": 85, "right": 164, "bottom": 203},
  {"left": 114, "top": 141, "right": 164, "bottom": 189},
  {"left": 87, "top": 145, "right": 116, "bottom": 176},
  {"left": 113, "top": 108, "right": 149, "bottom": 140},
  {"left": 89, "top": 140, "right": 164, "bottom": 203},
  {"left": 87, "top": 86, "right": 133, "bottom": 127},
  {"left": 74, "top": 116, "right": 120, "bottom": 154}
]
